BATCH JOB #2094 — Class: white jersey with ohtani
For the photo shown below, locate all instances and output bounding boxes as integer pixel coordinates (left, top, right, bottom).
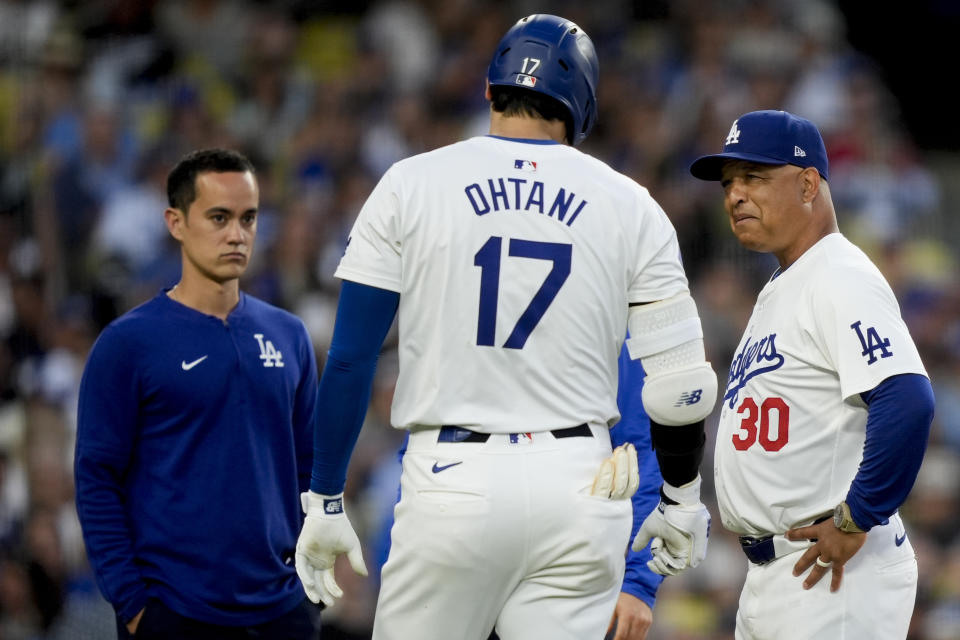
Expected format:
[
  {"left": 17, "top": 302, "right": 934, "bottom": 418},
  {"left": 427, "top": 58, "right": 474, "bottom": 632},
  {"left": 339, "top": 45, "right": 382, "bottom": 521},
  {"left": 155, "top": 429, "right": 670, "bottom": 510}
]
[
  {"left": 336, "top": 135, "right": 688, "bottom": 432},
  {"left": 714, "top": 233, "right": 927, "bottom": 536}
]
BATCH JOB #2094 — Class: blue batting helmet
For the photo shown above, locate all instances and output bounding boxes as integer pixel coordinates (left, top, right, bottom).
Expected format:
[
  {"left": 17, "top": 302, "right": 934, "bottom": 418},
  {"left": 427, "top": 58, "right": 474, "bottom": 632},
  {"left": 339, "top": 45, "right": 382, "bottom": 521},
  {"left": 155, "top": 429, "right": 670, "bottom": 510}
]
[{"left": 487, "top": 14, "right": 599, "bottom": 146}]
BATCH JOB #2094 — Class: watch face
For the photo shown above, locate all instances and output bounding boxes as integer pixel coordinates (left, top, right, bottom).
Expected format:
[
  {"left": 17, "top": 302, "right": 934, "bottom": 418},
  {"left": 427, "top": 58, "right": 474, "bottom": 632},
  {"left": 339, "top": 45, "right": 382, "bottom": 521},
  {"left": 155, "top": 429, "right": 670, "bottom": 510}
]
[{"left": 833, "top": 504, "right": 843, "bottom": 528}]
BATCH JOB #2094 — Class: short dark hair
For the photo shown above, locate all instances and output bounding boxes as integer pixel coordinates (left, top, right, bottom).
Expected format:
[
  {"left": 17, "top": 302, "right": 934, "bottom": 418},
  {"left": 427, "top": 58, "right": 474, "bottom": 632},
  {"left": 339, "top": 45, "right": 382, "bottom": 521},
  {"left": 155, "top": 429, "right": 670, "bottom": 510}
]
[
  {"left": 490, "top": 86, "right": 573, "bottom": 144},
  {"left": 166, "top": 148, "right": 255, "bottom": 213}
]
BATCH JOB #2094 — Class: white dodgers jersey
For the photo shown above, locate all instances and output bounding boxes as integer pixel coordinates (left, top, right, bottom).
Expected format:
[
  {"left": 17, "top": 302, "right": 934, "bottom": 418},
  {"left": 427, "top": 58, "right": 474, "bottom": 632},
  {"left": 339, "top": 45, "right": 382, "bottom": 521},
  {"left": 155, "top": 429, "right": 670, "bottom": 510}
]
[
  {"left": 336, "top": 136, "right": 688, "bottom": 432},
  {"left": 714, "top": 233, "right": 927, "bottom": 536}
]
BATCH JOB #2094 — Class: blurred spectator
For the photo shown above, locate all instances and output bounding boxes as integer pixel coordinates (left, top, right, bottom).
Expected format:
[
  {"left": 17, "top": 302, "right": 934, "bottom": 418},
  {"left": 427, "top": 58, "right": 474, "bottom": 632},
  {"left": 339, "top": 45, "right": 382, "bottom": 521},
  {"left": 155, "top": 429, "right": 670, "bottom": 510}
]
[
  {"left": 0, "top": 0, "right": 59, "bottom": 67},
  {"left": 88, "top": 145, "right": 180, "bottom": 312},
  {"left": 49, "top": 102, "right": 139, "bottom": 293},
  {"left": 361, "top": 0, "right": 439, "bottom": 94},
  {"left": 154, "top": 0, "right": 253, "bottom": 81},
  {"left": 228, "top": 8, "right": 314, "bottom": 160}
]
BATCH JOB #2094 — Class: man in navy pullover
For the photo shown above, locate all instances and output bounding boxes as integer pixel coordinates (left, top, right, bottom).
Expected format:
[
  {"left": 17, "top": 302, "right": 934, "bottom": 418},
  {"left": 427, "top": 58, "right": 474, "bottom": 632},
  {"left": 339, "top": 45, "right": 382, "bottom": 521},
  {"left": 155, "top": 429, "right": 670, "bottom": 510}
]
[{"left": 75, "top": 149, "right": 321, "bottom": 639}]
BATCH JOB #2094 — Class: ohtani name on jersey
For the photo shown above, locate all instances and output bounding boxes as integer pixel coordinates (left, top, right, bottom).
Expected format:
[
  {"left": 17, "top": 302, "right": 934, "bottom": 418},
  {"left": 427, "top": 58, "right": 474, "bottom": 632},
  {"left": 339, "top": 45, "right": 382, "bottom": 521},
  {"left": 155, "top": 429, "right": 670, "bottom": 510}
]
[
  {"left": 723, "top": 333, "right": 784, "bottom": 408},
  {"left": 464, "top": 178, "right": 587, "bottom": 227}
]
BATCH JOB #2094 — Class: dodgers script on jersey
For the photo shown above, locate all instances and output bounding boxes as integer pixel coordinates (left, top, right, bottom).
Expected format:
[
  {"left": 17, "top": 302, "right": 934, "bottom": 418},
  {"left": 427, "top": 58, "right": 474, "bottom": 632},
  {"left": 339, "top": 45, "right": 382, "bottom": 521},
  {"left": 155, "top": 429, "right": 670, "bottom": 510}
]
[
  {"left": 336, "top": 135, "right": 688, "bottom": 432},
  {"left": 714, "top": 234, "right": 927, "bottom": 536}
]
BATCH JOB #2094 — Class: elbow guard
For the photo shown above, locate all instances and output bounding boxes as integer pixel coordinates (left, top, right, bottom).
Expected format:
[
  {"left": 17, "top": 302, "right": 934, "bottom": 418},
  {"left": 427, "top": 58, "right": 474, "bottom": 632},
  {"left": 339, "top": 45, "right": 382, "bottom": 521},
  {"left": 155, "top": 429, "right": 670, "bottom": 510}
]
[
  {"left": 641, "top": 364, "right": 717, "bottom": 426},
  {"left": 627, "top": 293, "right": 718, "bottom": 426}
]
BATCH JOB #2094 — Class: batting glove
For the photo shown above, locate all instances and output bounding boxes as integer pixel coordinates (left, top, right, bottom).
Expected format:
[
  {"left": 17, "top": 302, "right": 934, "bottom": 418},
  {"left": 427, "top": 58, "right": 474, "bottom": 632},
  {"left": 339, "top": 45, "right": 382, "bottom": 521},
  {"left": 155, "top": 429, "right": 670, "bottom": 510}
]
[
  {"left": 295, "top": 491, "right": 368, "bottom": 607},
  {"left": 632, "top": 475, "right": 710, "bottom": 576},
  {"left": 590, "top": 443, "right": 640, "bottom": 499}
]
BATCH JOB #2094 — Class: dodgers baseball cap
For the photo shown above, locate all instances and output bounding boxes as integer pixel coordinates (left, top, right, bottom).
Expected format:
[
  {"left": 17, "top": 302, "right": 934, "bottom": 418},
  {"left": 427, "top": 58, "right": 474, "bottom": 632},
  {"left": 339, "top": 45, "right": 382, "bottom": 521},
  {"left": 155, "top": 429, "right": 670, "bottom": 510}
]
[{"left": 689, "top": 110, "right": 829, "bottom": 181}]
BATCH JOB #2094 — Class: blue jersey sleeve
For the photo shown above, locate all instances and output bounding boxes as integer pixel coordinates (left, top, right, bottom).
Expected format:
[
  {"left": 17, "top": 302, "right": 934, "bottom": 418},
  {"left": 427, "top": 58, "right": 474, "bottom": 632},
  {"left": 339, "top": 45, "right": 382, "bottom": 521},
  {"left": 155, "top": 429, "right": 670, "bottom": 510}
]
[
  {"left": 846, "top": 373, "right": 934, "bottom": 529},
  {"left": 74, "top": 326, "right": 150, "bottom": 623},
  {"left": 610, "top": 343, "right": 664, "bottom": 609},
  {"left": 293, "top": 324, "right": 321, "bottom": 496},
  {"left": 310, "top": 280, "right": 400, "bottom": 495}
]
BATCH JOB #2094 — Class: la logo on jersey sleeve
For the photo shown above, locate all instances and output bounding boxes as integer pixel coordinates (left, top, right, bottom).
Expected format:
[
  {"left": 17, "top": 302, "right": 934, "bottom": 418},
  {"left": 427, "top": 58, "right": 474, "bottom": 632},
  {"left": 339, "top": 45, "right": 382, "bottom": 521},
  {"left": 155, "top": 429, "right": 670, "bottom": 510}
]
[{"left": 849, "top": 320, "right": 893, "bottom": 364}]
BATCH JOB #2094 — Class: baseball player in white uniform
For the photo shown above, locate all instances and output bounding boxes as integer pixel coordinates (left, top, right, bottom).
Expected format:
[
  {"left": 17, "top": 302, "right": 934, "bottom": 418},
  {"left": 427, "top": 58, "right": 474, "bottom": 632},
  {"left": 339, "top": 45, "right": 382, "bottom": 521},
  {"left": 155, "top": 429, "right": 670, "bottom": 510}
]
[
  {"left": 294, "top": 14, "right": 718, "bottom": 640},
  {"left": 690, "top": 110, "right": 935, "bottom": 639}
]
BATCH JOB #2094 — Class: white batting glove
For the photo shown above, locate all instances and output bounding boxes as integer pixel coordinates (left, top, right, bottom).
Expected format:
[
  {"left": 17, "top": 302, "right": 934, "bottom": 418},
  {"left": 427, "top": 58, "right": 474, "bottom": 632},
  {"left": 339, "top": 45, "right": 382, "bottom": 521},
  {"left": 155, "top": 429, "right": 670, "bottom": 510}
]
[
  {"left": 632, "top": 475, "right": 710, "bottom": 576},
  {"left": 295, "top": 491, "right": 368, "bottom": 606},
  {"left": 590, "top": 443, "right": 641, "bottom": 499}
]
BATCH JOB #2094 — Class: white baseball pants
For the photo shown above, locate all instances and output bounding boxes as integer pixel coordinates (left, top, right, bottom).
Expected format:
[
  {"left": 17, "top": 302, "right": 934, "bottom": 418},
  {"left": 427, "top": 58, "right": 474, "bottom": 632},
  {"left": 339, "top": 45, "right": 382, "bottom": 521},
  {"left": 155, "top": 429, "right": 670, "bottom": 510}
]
[
  {"left": 735, "top": 513, "right": 917, "bottom": 640},
  {"left": 372, "top": 425, "right": 633, "bottom": 640}
]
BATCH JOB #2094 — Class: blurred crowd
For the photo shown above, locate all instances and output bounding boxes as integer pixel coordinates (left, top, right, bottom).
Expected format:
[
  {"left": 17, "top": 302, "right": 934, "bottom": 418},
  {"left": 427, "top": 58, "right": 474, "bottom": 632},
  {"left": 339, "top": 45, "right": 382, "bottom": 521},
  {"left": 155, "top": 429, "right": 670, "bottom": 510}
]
[{"left": 0, "top": 0, "right": 957, "bottom": 638}]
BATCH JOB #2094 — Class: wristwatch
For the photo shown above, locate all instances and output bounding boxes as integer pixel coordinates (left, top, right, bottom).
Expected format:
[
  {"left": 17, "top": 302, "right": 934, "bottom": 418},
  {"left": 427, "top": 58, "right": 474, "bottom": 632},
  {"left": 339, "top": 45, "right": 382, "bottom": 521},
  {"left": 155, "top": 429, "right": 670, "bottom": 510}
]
[{"left": 833, "top": 501, "right": 865, "bottom": 533}]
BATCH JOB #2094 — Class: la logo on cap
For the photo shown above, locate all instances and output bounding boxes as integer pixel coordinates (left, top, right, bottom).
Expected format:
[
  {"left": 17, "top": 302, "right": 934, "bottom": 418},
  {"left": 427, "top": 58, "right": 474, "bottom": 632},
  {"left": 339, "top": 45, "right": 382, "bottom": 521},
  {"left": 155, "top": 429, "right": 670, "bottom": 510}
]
[
  {"left": 688, "top": 110, "right": 829, "bottom": 182},
  {"left": 725, "top": 121, "right": 741, "bottom": 145}
]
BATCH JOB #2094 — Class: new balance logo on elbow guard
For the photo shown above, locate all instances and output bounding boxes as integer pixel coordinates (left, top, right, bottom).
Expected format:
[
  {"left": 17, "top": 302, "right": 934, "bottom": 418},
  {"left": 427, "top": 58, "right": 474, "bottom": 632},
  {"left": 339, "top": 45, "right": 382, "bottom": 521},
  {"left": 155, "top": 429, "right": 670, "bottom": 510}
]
[{"left": 674, "top": 389, "right": 704, "bottom": 407}]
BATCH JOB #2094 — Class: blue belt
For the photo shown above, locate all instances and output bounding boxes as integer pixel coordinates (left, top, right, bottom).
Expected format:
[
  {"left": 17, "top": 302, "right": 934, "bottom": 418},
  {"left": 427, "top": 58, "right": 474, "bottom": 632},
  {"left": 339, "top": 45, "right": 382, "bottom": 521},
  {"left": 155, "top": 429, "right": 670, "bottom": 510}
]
[
  {"left": 738, "top": 535, "right": 778, "bottom": 565},
  {"left": 437, "top": 424, "right": 592, "bottom": 443},
  {"left": 739, "top": 515, "right": 831, "bottom": 565}
]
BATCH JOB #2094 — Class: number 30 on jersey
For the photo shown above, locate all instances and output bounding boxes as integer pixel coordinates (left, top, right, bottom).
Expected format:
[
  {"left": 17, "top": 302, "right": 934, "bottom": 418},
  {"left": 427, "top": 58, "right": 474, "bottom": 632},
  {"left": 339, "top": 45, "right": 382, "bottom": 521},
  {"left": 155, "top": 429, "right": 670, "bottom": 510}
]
[{"left": 732, "top": 396, "right": 790, "bottom": 451}]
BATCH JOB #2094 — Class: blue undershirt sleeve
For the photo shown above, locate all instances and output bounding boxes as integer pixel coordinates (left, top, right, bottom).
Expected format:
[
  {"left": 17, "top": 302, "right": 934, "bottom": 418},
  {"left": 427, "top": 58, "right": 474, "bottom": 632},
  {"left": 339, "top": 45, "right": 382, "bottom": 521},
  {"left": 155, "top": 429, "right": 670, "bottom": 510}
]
[
  {"left": 310, "top": 280, "right": 400, "bottom": 495},
  {"left": 611, "top": 342, "right": 664, "bottom": 609},
  {"left": 846, "top": 373, "right": 935, "bottom": 530}
]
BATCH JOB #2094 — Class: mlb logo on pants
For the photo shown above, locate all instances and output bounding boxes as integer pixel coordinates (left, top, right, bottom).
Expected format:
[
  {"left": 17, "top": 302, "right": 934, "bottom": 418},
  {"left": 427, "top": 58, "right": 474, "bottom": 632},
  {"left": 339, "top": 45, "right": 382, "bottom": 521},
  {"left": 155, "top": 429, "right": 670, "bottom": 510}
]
[{"left": 509, "top": 433, "right": 533, "bottom": 445}]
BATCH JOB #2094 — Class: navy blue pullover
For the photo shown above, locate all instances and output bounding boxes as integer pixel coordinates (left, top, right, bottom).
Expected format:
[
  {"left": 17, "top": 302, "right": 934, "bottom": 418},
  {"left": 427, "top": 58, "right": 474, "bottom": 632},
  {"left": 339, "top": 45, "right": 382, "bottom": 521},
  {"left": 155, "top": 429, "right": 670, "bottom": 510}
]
[{"left": 75, "top": 291, "right": 318, "bottom": 625}]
